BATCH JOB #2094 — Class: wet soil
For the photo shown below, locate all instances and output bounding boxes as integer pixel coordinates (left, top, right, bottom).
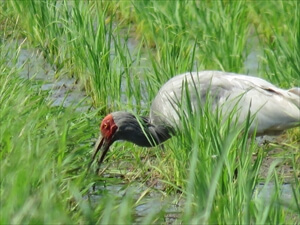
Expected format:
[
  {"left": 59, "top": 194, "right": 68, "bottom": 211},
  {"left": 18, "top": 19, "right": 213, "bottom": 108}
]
[{"left": 255, "top": 134, "right": 300, "bottom": 182}]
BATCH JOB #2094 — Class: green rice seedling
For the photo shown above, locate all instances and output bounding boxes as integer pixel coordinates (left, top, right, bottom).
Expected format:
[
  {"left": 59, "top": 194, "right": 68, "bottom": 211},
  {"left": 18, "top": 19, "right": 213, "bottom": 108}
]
[
  {"left": 178, "top": 103, "right": 296, "bottom": 224},
  {"left": 248, "top": 1, "right": 299, "bottom": 86},
  {"left": 67, "top": 1, "right": 115, "bottom": 107},
  {"left": 0, "top": 37, "right": 89, "bottom": 223},
  {"left": 112, "top": 28, "right": 147, "bottom": 112},
  {"left": 64, "top": 1, "right": 148, "bottom": 111},
  {"left": 146, "top": 77, "right": 298, "bottom": 223},
  {"left": 7, "top": 0, "right": 66, "bottom": 68},
  {"left": 186, "top": 1, "right": 250, "bottom": 72},
  {"left": 0, "top": 46, "right": 158, "bottom": 224},
  {"left": 0, "top": 21, "right": 169, "bottom": 222},
  {"left": 249, "top": 1, "right": 297, "bottom": 41},
  {"left": 0, "top": 74, "right": 67, "bottom": 223},
  {"left": 127, "top": 0, "right": 250, "bottom": 73},
  {"left": 3, "top": 0, "right": 299, "bottom": 223},
  {"left": 6, "top": 1, "right": 128, "bottom": 107},
  {"left": 262, "top": 16, "right": 299, "bottom": 87},
  {"left": 0, "top": 70, "right": 97, "bottom": 223},
  {"left": 171, "top": 93, "right": 249, "bottom": 223},
  {"left": 132, "top": 1, "right": 188, "bottom": 44}
]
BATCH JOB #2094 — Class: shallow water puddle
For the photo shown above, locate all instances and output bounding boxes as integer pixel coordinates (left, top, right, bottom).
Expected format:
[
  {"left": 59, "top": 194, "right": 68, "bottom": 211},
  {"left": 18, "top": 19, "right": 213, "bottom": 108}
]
[
  {"left": 87, "top": 179, "right": 296, "bottom": 223},
  {"left": 244, "top": 34, "right": 262, "bottom": 76},
  {"left": 255, "top": 183, "right": 295, "bottom": 202},
  {"left": 87, "top": 180, "right": 183, "bottom": 223},
  {"left": 8, "top": 39, "right": 91, "bottom": 112}
]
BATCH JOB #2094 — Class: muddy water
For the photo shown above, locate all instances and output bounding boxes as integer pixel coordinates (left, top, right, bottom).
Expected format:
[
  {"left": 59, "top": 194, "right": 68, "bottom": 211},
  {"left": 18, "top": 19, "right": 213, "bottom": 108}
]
[
  {"left": 7, "top": 40, "right": 91, "bottom": 112},
  {"left": 244, "top": 34, "right": 262, "bottom": 76},
  {"left": 255, "top": 183, "right": 295, "bottom": 202},
  {"left": 87, "top": 182, "right": 182, "bottom": 223},
  {"left": 86, "top": 179, "right": 296, "bottom": 223}
]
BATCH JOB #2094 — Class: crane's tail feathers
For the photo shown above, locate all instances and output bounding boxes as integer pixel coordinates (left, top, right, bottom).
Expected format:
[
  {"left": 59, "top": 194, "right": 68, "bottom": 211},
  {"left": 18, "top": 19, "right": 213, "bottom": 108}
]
[
  {"left": 288, "top": 87, "right": 300, "bottom": 109},
  {"left": 288, "top": 87, "right": 300, "bottom": 96}
]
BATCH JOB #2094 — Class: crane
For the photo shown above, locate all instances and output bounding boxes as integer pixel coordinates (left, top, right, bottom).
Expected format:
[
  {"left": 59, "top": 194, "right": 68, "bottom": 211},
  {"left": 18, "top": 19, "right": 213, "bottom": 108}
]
[{"left": 89, "top": 71, "right": 300, "bottom": 169}]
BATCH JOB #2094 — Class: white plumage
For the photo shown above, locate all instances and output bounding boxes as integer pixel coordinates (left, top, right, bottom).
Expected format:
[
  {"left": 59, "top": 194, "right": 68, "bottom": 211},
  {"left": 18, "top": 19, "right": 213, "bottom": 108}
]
[
  {"left": 150, "top": 71, "right": 300, "bottom": 135},
  {"left": 91, "top": 70, "right": 299, "bottom": 167}
]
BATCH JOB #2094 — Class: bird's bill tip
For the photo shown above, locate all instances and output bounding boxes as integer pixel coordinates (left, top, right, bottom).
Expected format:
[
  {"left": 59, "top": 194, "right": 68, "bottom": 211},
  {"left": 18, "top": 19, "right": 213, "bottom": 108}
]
[
  {"left": 88, "top": 135, "right": 112, "bottom": 170},
  {"left": 88, "top": 136, "right": 104, "bottom": 169}
]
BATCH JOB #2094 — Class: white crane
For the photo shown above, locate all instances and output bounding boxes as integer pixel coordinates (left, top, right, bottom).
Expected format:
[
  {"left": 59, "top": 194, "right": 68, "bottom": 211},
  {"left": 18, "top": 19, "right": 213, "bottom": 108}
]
[{"left": 90, "top": 71, "right": 300, "bottom": 167}]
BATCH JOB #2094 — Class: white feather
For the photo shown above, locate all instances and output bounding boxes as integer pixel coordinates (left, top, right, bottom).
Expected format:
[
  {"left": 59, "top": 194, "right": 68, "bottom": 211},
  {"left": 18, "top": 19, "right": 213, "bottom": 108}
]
[{"left": 150, "top": 71, "right": 299, "bottom": 136}]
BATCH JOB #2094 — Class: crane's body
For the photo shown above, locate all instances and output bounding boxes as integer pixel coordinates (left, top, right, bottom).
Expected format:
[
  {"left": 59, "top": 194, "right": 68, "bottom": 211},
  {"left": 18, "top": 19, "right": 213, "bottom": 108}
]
[
  {"left": 150, "top": 71, "right": 299, "bottom": 136},
  {"left": 90, "top": 71, "right": 300, "bottom": 168}
]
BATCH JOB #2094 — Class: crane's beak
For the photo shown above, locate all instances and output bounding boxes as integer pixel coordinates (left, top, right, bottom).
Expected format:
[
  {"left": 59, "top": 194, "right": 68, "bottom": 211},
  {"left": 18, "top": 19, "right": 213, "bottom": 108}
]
[{"left": 88, "top": 135, "right": 113, "bottom": 171}]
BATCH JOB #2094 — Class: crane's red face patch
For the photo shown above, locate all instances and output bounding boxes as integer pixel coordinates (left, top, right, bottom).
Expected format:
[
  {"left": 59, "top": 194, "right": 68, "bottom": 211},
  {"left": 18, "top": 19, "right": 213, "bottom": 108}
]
[
  {"left": 100, "top": 114, "right": 118, "bottom": 140},
  {"left": 89, "top": 114, "right": 118, "bottom": 169}
]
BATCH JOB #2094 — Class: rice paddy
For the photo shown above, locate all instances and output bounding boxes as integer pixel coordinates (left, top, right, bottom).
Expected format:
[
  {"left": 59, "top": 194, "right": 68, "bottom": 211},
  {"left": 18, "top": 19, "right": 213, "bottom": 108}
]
[{"left": 0, "top": 1, "right": 299, "bottom": 224}]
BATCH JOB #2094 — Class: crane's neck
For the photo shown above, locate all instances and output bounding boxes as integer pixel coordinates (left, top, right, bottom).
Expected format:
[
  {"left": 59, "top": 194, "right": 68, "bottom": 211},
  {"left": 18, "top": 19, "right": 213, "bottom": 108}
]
[
  {"left": 112, "top": 113, "right": 172, "bottom": 147},
  {"left": 145, "top": 123, "right": 172, "bottom": 147}
]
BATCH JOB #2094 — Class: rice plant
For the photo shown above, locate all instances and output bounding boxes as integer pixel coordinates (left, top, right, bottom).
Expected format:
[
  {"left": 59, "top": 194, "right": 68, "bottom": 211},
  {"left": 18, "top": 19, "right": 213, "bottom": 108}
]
[{"left": 1, "top": 0, "right": 299, "bottom": 223}]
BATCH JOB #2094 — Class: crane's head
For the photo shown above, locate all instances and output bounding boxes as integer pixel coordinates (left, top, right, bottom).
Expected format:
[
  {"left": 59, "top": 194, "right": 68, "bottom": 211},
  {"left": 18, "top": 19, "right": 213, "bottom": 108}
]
[
  {"left": 89, "top": 113, "right": 118, "bottom": 170},
  {"left": 88, "top": 111, "right": 171, "bottom": 172}
]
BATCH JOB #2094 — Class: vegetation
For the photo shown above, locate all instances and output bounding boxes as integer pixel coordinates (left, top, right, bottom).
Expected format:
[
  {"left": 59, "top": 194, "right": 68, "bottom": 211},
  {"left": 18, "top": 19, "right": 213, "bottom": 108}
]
[{"left": 1, "top": 1, "right": 299, "bottom": 224}]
